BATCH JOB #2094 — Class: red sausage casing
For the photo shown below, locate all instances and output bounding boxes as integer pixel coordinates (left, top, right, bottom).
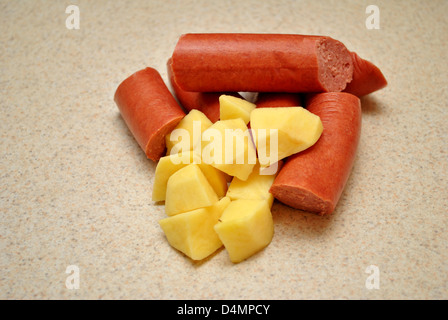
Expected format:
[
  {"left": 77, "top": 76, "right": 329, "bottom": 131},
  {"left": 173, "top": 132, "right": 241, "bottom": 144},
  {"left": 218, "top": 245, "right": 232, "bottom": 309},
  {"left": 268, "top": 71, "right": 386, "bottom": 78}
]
[
  {"left": 172, "top": 33, "right": 353, "bottom": 93},
  {"left": 344, "top": 52, "right": 387, "bottom": 97},
  {"left": 114, "top": 67, "right": 185, "bottom": 161},
  {"left": 166, "top": 58, "right": 241, "bottom": 123},
  {"left": 270, "top": 92, "right": 361, "bottom": 215},
  {"left": 255, "top": 93, "right": 303, "bottom": 108}
]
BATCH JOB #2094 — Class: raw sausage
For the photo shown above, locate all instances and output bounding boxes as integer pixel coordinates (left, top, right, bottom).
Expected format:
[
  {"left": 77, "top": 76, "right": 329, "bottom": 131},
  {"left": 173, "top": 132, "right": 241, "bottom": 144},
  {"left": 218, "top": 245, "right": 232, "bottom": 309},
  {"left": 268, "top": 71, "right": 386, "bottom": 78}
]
[
  {"left": 270, "top": 92, "right": 361, "bottom": 215},
  {"left": 166, "top": 58, "right": 241, "bottom": 123},
  {"left": 255, "top": 93, "right": 303, "bottom": 108},
  {"left": 167, "top": 58, "right": 221, "bottom": 123},
  {"left": 115, "top": 68, "right": 185, "bottom": 161},
  {"left": 344, "top": 52, "right": 387, "bottom": 97},
  {"left": 171, "top": 33, "right": 353, "bottom": 93},
  {"left": 172, "top": 33, "right": 353, "bottom": 93},
  {"left": 114, "top": 67, "right": 185, "bottom": 162}
]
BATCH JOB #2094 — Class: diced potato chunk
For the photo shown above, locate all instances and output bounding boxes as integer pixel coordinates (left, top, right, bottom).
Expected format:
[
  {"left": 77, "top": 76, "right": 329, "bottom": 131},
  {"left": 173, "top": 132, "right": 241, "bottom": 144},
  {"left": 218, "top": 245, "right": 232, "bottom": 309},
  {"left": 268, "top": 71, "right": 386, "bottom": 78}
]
[
  {"left": 214, "top": 199, "right": 274, "bottom": 263},
  {"left": 226, "top": 164, "right": 277, "bottom": 208},
  {"left": 152, "top": 151, "right": 196, "bottom": 202},
  {"left": 197, "top": 163, "right": 228, "bottom": 198},
  {"left": 250, "top": 107, "right": 323, "bottom": 166},
  {"left": 166, "top": 109, "right": 213, "bottom": 155},
  {"left": 219, "top": 95, "right": 256, "bottom": 125},
  {"left": 152, "top": 151, "right": 227, "bottom": 201},
  {"left": 201, "top": 119, "right": 256, "bottom": 181},
  {"left": 159, "top": 197, "right": 231, "bottom": 260},
  {"left": 165, "top": 164, "right": 219, "bottom": 216}
]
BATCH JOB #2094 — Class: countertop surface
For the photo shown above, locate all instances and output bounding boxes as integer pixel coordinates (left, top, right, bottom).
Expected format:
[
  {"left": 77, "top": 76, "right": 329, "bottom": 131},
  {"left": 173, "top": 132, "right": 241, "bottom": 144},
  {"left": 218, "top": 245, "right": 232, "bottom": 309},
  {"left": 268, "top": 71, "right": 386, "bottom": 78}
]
[{"left": 1, "top": 0, "right": 447, "bottom": 299}]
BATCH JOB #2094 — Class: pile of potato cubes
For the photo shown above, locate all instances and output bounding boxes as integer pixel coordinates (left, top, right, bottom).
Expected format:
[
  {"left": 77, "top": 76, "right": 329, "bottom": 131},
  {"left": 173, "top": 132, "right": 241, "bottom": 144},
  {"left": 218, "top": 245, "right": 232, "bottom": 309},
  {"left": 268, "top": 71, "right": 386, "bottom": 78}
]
[{"left": 153, "top": 95, "right": 322, "bottom": 263}]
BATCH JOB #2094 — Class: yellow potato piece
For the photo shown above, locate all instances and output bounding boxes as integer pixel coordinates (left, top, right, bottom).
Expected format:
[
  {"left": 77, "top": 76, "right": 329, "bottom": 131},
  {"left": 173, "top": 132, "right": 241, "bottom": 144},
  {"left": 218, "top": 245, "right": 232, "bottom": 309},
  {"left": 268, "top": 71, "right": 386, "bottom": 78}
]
[
  {"left": 214, "top": 199, "right": 274, "bottom": 263},
  {"left": 159, "top": 197, "right": 231, "bottom": 261},
  {"left": 197, "top": 163, "right": 228, "bottom": 199},
  {"left": 226, "top": 163, "right": 278, "bottom": 208},
  {"left": 165, "top": 109, "right": 213, "bottom": 156},
  {"left": 201, "top": 119, "right": 256, "bottom": 181},
  {"left": 152, "top": 151, "right": 196, "bottom": 202},
  {"left": 152, "top": 151, "right": 227, "bottom": 201},
  {"left": 250, "top": 107, "right": 323, "bottom": 166},
  {"left": 165, "top": 164, "right": 219, "bottom": 216},
  {"left": 219, "top": 95, "right": 256, "bottom": 125}
]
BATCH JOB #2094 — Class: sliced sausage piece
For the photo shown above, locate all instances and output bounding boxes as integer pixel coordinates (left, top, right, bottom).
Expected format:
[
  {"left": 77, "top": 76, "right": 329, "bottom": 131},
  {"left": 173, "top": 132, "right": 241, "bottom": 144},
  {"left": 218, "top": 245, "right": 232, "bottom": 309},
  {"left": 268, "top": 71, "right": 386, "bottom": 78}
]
[
  {"left": 114, "top": 67, "right": 185, "bottom": 161},
  {"left": 344, "top": 52, "right": 387, "bottom": 97},
  {"left": 270, "top": 92, "right": 361, "bottom": 215},
  {"left": 166, "top": 58, "right": 241, "bottom": 123},
  {"left": 171, "top": 33, "right": 353, "bottom": 93},
  {"left": 255, "top": 93, "right": 303, "bottom": 108}
]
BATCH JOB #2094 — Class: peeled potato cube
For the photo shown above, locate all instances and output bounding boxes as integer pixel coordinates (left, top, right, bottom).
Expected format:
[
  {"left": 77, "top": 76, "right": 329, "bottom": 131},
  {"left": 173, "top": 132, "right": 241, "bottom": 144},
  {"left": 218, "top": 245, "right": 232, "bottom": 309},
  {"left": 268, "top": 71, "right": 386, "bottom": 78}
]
[
  {"left": 226, "top": 163, "right": 277, "bottom": 208},
  {"left": 159, "top": 197, "right": 231, "bottom": 260},
  {"left": 197, "top": 163, "right": 228, "bottom": 198},
  {"left": 201, "top": 118, "right": 256, "bottom": 181},
  {"left": 152, "top": 151, "right": 196, "bottom": 202},
  {"left": 166, "top": 109, "right": 213, "bottom": 155},
  {"left": 219, "top": 95, "right": 256, "bottom": 125},
  {"left": 214, "top": 199, "right": 274, "bottom": 263},
  {"left": 165, "top": 164, "right": 219, "bottom": 216},
  {"left": 250, "top": 107, "right": 323, "bottom": 166}
]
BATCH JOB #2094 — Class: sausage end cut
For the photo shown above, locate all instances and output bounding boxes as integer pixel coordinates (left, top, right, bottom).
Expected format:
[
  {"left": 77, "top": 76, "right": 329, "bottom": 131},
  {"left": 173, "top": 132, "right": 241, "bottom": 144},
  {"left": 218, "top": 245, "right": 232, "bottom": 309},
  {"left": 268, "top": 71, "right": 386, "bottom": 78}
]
[
  {"left": 315, "top": 37, "right": 354, "bottom": 92},
  {"left": 270, "top": 92, "right": 361, "bottom": 215},
  {"left": 114, "top": 67, "right": 185, "bottom": 162}
]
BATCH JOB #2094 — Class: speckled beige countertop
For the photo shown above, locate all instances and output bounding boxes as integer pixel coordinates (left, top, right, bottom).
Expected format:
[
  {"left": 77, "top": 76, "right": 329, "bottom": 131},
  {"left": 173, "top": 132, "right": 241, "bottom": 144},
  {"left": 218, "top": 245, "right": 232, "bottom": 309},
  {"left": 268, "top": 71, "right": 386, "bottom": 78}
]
[{"left": 1, "top": 0, "right": 447, "bottom": 300}]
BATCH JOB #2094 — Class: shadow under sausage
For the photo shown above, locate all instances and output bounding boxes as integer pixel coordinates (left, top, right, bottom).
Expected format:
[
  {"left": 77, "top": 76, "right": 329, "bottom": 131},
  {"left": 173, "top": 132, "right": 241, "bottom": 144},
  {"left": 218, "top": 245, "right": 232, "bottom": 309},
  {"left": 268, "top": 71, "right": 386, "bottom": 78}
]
[
  {"left": 272, "top": 201, "right": 336, "bottom": 240},
  {"left": 360, "top": 95, "right": 384, "bottom": 115}
]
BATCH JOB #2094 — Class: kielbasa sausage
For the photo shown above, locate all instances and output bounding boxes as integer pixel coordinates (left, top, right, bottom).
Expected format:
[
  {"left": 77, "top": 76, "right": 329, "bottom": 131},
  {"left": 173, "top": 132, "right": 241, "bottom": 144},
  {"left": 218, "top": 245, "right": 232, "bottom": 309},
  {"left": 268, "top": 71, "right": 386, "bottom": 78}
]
[
  {"left": 255, "top": 93, "right": 303, "bottom": 108},
  {"left": 166, "top": 58, "right": 241, "bottom": 123},
  {"left": 171, "top": 33, "right": 353, "bottom": 93},
  {"left": 114, "top": 67, "right": 185, "bottom": 161},
  {"left": 270, "top": 92, "right": 361, "bottom": 215}
]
